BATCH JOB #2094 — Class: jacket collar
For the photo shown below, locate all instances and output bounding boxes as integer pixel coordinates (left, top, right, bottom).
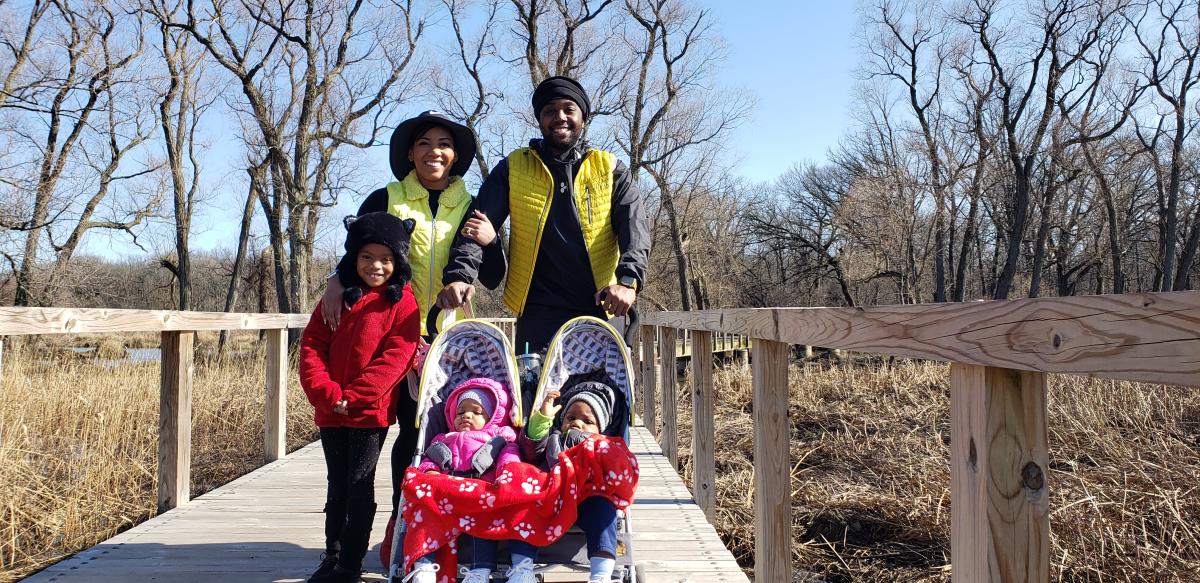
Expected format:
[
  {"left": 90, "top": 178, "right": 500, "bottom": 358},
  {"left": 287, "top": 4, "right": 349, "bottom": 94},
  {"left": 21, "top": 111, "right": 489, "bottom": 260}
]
[
  {"left": 530, "top": 138, "right": 590, "bottom": 165},
  {"left": 400, "top": 169, "right": 468, "bottom": 209}
]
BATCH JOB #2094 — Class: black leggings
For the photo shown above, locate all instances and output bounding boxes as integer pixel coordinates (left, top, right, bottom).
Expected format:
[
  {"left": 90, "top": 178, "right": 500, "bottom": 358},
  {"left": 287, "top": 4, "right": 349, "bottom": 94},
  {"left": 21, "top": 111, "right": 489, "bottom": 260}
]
[
  {"left": 320, "top": 426, "right": 388, "bottom": 570},
  {"left": 391, "top": 380, "right": 420, "bottom": 515}
]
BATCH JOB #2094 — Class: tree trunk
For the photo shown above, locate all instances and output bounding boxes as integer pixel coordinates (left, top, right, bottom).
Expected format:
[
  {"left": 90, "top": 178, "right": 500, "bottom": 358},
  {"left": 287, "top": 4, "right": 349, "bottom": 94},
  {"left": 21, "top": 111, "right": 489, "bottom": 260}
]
[{"left": 994, "top": 169, "right": 1031, "bottom": 299}]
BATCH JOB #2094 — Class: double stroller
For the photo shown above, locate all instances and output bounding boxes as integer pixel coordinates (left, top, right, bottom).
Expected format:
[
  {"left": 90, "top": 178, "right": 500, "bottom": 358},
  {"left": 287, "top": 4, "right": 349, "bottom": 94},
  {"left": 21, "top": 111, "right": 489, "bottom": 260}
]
[{"left": 387, "top": 310, "right": 638, "bottom": 582}]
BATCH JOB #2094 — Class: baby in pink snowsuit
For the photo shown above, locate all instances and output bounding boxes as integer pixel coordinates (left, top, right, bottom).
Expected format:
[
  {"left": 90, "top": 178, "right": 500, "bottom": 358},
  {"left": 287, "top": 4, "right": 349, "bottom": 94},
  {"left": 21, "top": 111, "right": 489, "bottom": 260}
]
[
  {"left": 410, "top": 377, "right": 520, "bottom": 582},
  {"left": 417, "top": 377, "right": 519, "bottom": 481}
]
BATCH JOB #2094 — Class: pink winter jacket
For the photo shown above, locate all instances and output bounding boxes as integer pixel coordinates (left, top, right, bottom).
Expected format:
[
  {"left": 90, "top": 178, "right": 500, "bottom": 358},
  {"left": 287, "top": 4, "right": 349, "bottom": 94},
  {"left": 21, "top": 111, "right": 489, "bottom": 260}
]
[{"left": 418, "top": 377, "right": 520, "bottom": 480}]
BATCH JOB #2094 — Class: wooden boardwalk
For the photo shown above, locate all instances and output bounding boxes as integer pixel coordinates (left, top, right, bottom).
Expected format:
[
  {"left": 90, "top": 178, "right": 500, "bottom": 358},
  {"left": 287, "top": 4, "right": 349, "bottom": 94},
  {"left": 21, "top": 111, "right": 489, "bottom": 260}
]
[{"left": 21, "top": 426, "right": 748, "bottom": 583}]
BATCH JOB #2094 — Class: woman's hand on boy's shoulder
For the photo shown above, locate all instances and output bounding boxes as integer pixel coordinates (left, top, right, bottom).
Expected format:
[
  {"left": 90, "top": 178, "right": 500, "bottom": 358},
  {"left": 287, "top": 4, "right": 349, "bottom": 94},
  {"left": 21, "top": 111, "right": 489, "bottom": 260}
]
[
  {"left": 332, "top": 399, "right": 349, "bottom": 415},
  {"left": 540, "top": 390, "right": 562, "bottom": 417}
]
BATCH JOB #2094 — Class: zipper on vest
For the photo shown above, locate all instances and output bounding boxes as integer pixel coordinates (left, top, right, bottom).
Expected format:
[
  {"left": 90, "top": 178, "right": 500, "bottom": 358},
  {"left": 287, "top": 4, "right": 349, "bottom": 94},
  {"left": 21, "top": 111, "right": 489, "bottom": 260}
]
[
  {"left": 585, "top": 185, "right": 593, "bottom": 225},
  {"left": 427, "top": 203, "right": 436, "bottom": 321}
]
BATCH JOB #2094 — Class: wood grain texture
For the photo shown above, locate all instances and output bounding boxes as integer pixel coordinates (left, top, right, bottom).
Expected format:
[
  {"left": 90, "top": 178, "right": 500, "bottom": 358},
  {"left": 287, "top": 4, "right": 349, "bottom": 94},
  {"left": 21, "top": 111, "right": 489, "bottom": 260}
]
[
  {"left": 159, "top": 331, "right": 194, "bottom": 513},
  {"left": 660, "top": 327, "right": 678, "bottom": 467},
  {"left": 0, "top": 307, "right": 311, "bottom": 335},
  {"left": 641, "top": 325, "right": 657, "bottom": 437},
  {"left": 691, "top": 331, "right": 716, "bottom": 521},
  {"left": 752, "top": 339, "right": 790, "bottom": 583},
  {"left": 642, "top": 291, "right": 1200, "bottom": 386},
  {"left": 950, "top": 364, "right": 1049, "bottom": 583},
  {"left": 263, "top": 329, "right": 287, "bottom": 463}
]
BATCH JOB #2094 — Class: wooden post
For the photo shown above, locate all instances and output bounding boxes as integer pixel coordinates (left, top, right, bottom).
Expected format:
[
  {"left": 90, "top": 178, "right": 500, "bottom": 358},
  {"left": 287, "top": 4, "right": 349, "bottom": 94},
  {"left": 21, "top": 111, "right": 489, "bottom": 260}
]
[
  {"left": 691, "top": 330, "right": 715, "bottom": 520},
  {"left": 659, "top": 326, "right": 678, "bottom": 466},
  {"left": 158, "top": 330, "right": 194, "bottom": 513},
  {"left": 752, "top": 339, "right": 789, "bottom": 582},
  {"left": 264, "top": 329, "right": 288, "bottom": 462},
  {"left": 950, "top": 364, "right": 1049, "bottom": 583},
  {"left": 640, "top": 325, "right": 657, "bottom": 436}
]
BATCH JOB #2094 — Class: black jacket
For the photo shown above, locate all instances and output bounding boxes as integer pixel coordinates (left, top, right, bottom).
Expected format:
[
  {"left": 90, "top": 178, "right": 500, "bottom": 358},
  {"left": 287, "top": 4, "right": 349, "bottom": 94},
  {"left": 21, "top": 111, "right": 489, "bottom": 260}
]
[{"left": 442, "top": 139, "right": 649, "bottom": 310}]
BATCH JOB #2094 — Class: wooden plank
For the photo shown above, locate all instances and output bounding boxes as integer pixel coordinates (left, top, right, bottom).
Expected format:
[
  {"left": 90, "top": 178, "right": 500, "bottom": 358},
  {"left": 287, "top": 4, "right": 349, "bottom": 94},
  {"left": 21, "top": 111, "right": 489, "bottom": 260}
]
[
  {"left": 659, "top": 326, "right": 678, "bottom": 467},
  {"left": 751, "top": 339, "right": 789, "bottom": 583},
  {"left": 641, "top": 291, "right": 1200, "bottom": 386},
  {"left": 640, "top": 325, "right": 657, "bottom": 437},
  {"left": 690, "top": 330, "right": 715, "bottom": 521},
  {"left": 950, "top": 364, "right": 1049, "bottom": 583},
  {"left": 0, "top": 307, "right": 312, "bottom": 335},
  {"left": 264, "top": 329, "right": 288, "bottom": 462},
  {"left": 158, "top": 331, "right": 194, "bottom": 513}
]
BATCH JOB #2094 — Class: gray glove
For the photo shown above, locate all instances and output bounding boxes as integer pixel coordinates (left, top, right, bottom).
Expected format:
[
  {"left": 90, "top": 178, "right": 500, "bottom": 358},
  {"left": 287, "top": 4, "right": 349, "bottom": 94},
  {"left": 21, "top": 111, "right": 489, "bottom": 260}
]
[{"left": 424, "top": 441, "right": 454, "bottom": 471}]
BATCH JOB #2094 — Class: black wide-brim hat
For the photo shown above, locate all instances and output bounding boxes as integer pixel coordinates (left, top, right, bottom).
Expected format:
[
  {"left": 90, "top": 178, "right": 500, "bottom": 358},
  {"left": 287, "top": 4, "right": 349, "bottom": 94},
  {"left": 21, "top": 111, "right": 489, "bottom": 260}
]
[{"left": 389, "top": 110, "right": 478, "bottom": 180}]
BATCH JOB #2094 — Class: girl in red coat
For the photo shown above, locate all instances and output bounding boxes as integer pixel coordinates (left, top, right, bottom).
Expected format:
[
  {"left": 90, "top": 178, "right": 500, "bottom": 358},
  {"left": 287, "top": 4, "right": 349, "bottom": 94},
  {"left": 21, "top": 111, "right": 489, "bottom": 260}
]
[{"left": 300, "top": 212, "right": 421, "bottom": 583}]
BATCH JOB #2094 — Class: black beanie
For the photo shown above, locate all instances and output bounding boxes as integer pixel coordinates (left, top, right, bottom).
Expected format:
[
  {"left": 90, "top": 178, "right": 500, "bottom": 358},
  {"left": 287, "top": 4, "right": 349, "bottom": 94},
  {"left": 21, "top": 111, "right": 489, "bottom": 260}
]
[
  {"left": 335, "top": 212, "right": 415, "bottom": 306},
  {"left": 532, "top": 76, "right": 591, "bottom": 120}
]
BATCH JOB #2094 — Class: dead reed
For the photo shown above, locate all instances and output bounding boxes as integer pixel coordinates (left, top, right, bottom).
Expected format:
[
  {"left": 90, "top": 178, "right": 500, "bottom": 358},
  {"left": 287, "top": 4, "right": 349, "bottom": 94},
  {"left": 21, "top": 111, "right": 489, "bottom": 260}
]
[
  {"left": 669, "top": 357, "right": 1200, "bottom": 582},
  {"left": 0, "top": 333, "right": 318, "bottom": 582}
]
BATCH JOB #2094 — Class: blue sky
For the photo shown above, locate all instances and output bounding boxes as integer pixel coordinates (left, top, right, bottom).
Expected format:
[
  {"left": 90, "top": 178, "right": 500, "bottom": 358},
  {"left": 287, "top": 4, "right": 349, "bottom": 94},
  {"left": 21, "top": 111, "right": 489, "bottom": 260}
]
[{"left": 166, "top": 2, "right": 861, "bottom": 256}]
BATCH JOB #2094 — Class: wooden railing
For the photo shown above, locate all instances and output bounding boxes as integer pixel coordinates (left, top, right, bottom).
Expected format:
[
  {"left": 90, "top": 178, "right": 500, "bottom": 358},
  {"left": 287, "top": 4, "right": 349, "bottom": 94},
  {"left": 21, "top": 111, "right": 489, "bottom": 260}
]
[
  {"left": 0, "top": 307, "right": 522, "bottom": 516},
  {"left": 635, "top": 291, "right": 1200, "bottom": 583},
  {"left": 0, "top": 307, "right": 311, "bottom": 513}
]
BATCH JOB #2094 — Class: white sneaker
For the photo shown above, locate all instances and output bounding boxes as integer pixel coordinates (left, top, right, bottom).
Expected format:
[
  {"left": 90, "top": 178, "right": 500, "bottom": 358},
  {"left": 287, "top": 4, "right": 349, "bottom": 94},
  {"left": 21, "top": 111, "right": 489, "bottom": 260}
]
[
  {"left": 504, "top": 558, "right": 537, "bottom": 583},
  {"left": 401, "top": 561, "right": 439, "bottom": 583},
  {"left": 460, "top": 566, "right": 492, "bottom": 583}
]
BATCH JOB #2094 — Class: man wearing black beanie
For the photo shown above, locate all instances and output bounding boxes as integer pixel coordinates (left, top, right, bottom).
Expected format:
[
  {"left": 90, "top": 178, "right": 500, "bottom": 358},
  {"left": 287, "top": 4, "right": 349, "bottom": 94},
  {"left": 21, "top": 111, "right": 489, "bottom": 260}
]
[{"left": 438, "top": 75, "right": 650, "bottom": 355}]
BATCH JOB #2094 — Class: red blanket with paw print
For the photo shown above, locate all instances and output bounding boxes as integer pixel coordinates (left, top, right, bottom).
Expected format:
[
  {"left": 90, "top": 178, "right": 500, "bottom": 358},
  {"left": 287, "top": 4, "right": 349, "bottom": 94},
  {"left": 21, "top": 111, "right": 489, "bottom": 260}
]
[{"left": 400, "top": 435, "right": 639, "bottom": 578}]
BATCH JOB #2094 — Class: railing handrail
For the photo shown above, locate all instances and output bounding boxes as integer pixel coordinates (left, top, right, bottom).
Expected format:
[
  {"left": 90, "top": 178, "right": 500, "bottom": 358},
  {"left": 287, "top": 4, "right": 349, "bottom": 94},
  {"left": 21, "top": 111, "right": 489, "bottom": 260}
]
[
  {"left": 0, "top": 306, "right": 312, "bottom": 335},
  {"left": 641, "top": 290, "right": 1200, "bottom": 388},
  {"left": 0, "top": 307, "right": 517, "bottom": 515}
]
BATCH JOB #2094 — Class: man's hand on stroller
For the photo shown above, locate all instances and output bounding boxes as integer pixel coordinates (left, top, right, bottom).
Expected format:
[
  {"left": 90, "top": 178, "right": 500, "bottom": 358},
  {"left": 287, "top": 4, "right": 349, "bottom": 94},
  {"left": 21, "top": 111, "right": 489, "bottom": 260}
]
[
  {"left": 596, "top": 284, "right": 635, "bottom": 317},
  {"left": 436, "top": 282, "right": 475, "bottom": 309}
]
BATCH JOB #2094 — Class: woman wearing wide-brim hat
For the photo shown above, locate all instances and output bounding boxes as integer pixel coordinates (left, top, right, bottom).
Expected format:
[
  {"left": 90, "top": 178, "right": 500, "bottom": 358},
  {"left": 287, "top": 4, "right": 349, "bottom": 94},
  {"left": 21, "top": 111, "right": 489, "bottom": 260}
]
[{"left": 312, "top": 110, "right": 504, "bottom": 583}]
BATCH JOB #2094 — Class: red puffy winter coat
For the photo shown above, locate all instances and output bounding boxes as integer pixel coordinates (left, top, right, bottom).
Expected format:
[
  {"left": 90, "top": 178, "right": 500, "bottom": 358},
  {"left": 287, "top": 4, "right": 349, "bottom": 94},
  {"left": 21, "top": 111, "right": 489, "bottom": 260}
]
[{"left": 299, "top": 285, "right": 420, "bottom": 428}]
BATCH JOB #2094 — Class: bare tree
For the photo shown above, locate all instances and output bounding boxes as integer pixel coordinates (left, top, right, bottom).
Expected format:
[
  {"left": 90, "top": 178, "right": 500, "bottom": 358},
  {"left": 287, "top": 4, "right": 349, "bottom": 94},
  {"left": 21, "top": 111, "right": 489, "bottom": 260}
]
[
  {"left": 863, "top": 0, "right": 955, "bottom": 302},
  {"left": 434, "top": 0, "right": 504, "bottom": 179},
  {"left": 9, "top": 2, "right": 149, "bottom": 306},
  {"left": 1129, "top": 0, "right": 1200, "bottom": 290},
  {"left": 616, "top": 0, "right": 748, "bottom": 310},
  {"left": 144, "top": 0, "right": 214, "bottom": 310},
  {"left": 170, "top": 0, "right": 426, "bottom": 314}
]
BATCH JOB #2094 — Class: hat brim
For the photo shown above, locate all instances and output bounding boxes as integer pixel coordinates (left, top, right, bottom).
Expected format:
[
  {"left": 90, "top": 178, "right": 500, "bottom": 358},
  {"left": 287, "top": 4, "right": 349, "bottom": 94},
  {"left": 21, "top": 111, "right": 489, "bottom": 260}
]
[{"left": 389, "top": 112, "right": 478, "bottom": 180}]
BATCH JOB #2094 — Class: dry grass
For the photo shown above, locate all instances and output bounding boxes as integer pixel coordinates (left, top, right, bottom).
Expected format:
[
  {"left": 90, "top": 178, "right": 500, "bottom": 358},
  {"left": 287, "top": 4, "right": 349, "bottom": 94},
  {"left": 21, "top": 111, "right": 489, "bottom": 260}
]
[
  {"left": 0, "top": 333, "right": 318, "bottom": 583},
  {"left": 667, "top": 357, "right": 1200, "bottom": 582}
]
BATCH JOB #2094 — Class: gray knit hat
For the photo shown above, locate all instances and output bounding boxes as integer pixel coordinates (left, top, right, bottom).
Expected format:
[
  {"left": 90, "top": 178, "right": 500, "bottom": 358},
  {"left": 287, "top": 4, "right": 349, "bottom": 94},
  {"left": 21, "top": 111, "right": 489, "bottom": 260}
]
[{"left": 559, "top": 381, "right": 615, "bottom": 433}]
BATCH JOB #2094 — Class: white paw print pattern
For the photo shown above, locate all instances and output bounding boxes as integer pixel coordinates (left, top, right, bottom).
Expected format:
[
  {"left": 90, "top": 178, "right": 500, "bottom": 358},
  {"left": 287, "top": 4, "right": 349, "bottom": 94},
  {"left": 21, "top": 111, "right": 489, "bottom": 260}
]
[
  {"left": 437, "top": 498, "right": 454, "bottom": 514},
  {"left": 479, "top": 494, "right": 496, "bottom": 508},
  {"left": 415, "top": 483, "right": 432, "bottom": 499},
  {"left": 568, "top": 483, "right": 578, "bottom": 498},
  {"left": 496, "top": 469, "right": 514, "bottom": 484},
  {"left": 459, "top": 515, "right": 476, "bottom": 530},
  {"left": 515, "top": 521, "right": 534, "bottom": 538},
  {"left": 596, "top": 440, "right": 610, "bottom": 453},
  {"left": 584, "top": 439, "right": 595, "bottom": 451},
  {"left": 412, "top": 510, "right": 424, "bottom": 524},
  {"left": 607, "top": 468, "right": 633, "bottom": 486},
  {"left": 458, "top": 481, "right": 477, "bottom": 493},
  {"left": 490, "top": 518, "right": 506, "bottom": 529},
  {"left": 520, "top": 477, "right": 541, "bottom": 495},
  {"left": 544, "top": 525, "right": 562, "bottom": 538},
  {"left": 553, "top": 499, "right": 563, "bottom": 513}
]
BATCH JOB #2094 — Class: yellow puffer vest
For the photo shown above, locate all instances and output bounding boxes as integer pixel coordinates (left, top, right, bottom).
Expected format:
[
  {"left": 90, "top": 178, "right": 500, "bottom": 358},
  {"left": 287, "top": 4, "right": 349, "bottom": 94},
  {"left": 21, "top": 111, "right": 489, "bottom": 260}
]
[
  {"left": 387, "top": 170, "right": 471, "bottom": 335},
  {"left": 504, "top": 147, "right": 618, "bottom": 315}
]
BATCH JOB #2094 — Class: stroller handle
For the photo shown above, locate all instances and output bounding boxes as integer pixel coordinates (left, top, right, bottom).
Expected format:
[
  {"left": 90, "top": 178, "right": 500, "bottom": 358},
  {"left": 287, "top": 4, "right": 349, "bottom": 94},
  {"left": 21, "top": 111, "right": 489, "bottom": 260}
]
[{"left": 597, "top": 290, "right": 640, "bottom": 349}]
